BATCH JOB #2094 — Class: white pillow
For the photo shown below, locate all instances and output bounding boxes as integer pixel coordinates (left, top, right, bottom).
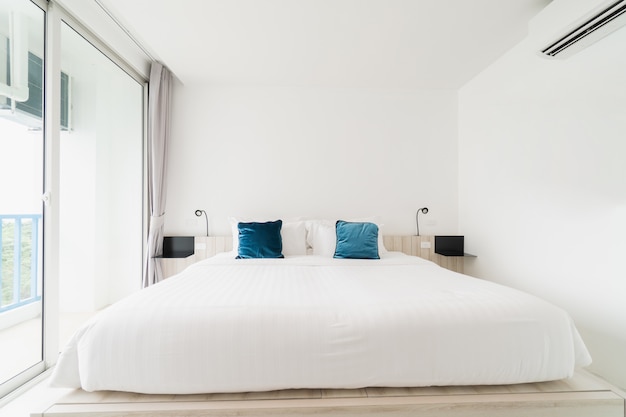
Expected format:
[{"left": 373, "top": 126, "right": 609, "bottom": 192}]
[
  {"left": 305, "top": 220, "right": 336, "bottom": 256},
  {"left": 229, "top": 217, "right": 308, "bottom": 256},
  {"left": 280, "top": 221, "right": 307, "bottom": 256},
  {"left": 305, "top": 217, "right": 388, "bottom": 257}
]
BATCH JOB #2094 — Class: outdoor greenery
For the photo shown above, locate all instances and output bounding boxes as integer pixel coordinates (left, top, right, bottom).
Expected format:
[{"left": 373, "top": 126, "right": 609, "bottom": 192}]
[{"left": 1, "top": 219, "right": 35, "bottom": 308}]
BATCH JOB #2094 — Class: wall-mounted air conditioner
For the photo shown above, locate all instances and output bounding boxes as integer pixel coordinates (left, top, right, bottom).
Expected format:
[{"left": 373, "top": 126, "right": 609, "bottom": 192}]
[
  {"left": 0, "top": 12, "right": 29, "bottom": 104},
  {"left": 541, "top": 0, "right": 626, "bottom": 59},
  {"left": 0, "top": 35, "right": 71, "bottom": 130}
]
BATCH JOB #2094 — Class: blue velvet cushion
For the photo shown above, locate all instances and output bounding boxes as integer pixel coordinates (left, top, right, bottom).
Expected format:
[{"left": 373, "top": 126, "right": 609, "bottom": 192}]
[
  {"left": 333, "top": 220, "right": 380, "bottom": 259},
  {"left": 236, "top": 220, "right": 284, "bottom": 259}
]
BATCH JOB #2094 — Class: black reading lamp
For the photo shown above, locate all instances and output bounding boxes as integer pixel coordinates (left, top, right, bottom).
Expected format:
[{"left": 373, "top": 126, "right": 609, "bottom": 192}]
[
  {"left": 416, "top": 207, "right": 429, "bottom": 236},
  {"left": 195, "top": 209, "right": 208, "bottom": 236}
]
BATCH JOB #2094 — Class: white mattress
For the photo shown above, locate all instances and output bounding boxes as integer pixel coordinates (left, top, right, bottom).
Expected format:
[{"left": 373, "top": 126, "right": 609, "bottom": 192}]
[{"left": 50, "top": 252, "right": 591, "bottom": 394}]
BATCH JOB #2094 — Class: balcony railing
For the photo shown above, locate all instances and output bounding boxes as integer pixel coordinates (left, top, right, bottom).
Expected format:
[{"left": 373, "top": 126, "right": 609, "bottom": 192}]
[{"left": 0, "top": 214, "right": 42, "bottom": 313}]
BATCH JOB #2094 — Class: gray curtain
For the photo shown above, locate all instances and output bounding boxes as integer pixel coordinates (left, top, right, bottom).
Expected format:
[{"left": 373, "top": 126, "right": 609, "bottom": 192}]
[{"left": 143, "top": 62, "right": 172, "bottom": 287}]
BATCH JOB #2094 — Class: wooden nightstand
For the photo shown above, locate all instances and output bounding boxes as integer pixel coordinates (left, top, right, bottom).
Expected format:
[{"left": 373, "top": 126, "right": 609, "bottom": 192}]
[
  {"left": 157, "top": 236, "right": 195, "bottom": 279},
  {"left": 382, "top": 235, "right": 475, "bottom": 274},
  {"left": 159, "top": 236, "right": 234, "bottom": 278}
]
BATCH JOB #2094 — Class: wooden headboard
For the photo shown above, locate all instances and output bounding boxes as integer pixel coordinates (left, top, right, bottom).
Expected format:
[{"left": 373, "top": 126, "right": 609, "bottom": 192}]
[{"left": 160, "top": 235, "right": 468, "bottom": 279}]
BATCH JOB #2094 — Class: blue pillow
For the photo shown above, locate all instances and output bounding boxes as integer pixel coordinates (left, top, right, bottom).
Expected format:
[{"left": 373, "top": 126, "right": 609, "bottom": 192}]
[
  {"left": 333, "top": 220, "right": 380, "bottom": 259},
  {"left": 236, "top": 220, "right": 284, "bottom": 259}
]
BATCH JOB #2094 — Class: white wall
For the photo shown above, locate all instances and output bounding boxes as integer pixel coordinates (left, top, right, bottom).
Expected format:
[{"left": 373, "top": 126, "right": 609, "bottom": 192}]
[
  {"left": 165, "top": 84, "right": 459, "bottom": 237},
  {"left": 459, "top": 0, "right": 626, "bottom": 389}
]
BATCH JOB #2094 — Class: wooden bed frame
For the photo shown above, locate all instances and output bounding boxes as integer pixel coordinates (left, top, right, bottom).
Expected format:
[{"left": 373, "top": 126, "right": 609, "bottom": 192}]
[
  {"left": 34, "top": 370, "right": 624, "bottom": 416},
  {"left": 37, "top": 237, "right": 625, "bottom": 416},
  {"left": 161, "top": 235, "right": 469, "bottom": 279}
]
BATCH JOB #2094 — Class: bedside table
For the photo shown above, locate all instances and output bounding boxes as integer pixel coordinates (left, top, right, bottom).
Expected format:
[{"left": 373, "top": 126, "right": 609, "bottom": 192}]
[
  {"left": 382, "top": 235, "right": 475, "bottom": 274},
  {"left": 157, "top": 236, "right": 195, "bottom": 279}
]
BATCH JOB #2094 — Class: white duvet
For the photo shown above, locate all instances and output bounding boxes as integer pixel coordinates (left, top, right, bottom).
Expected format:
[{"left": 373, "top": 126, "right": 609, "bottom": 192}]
[{"left": 50, "top": 252, "right": 591, "bottom": 394}]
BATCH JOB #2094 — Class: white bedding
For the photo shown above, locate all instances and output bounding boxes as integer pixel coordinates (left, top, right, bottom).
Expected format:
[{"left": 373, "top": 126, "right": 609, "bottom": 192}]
[{"left": 50, "top": 252, "right": 591, "bottom": 394}]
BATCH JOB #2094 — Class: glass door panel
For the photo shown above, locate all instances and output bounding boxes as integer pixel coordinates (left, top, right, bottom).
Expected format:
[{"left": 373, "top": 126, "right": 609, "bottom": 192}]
[
  {"left": 58, "top": 22, "right": 143, "bottom": 348},
  {"left": 0, "top": 0, "right": 45, "bottom": 389}
]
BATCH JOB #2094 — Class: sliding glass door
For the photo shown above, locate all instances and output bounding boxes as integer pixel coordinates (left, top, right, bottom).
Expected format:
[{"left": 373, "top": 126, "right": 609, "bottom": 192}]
[
  {"left": 0, "top": 0, "right": 45, "bottom": 391},
  {"left": 0, "top": 0, "right": 145, "bottom": 398},
  {"left": 57, "top": 22, "right": 144, "bottom": 347}
]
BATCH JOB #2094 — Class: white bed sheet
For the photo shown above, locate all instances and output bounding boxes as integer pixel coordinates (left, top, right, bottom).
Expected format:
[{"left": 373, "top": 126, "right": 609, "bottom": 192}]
[{"left": 50, "top": 252, "right": 591, "bottom": 394}]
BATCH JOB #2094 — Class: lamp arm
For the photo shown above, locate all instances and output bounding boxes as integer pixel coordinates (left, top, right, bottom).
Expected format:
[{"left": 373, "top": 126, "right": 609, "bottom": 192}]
[
  {"left": 416, "top": 211, "right": 420, "bottom": 236},
  {"left": 195, "top": 209, "right": 209, "bottom": 236},
  {"left": 416, "top": 207, "right": 429, "bottom": 236}
]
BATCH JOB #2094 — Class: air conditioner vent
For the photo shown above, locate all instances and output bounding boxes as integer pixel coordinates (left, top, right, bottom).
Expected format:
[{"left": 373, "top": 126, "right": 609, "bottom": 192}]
[{"left": 541, "top": 0, "right": 626, "bottom": 58}]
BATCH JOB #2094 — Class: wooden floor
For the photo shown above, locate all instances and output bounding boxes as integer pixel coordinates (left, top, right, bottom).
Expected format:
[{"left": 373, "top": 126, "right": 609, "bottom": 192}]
[{"left": 33, "top": 370, "right": 625, "bottom": 417}]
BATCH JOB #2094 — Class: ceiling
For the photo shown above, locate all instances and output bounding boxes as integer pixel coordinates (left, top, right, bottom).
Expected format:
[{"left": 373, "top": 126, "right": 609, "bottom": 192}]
[{"left": 96, "top": 0, "right": 551, "bottom": 89}]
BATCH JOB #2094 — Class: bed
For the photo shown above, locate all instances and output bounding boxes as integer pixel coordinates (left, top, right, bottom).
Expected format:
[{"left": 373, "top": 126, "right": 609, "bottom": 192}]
[{"left": 50, "top": 219, "right": 591, "bottom": 395}]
